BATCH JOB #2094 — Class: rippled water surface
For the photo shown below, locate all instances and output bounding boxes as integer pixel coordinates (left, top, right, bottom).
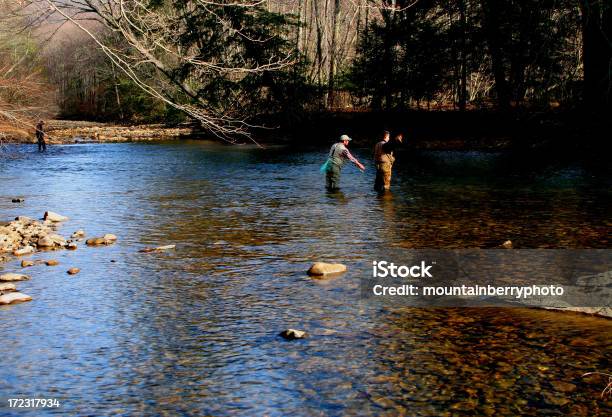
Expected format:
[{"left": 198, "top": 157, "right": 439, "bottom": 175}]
[{"left": 0, "top": 141, "right": 610, "bottom": 416}]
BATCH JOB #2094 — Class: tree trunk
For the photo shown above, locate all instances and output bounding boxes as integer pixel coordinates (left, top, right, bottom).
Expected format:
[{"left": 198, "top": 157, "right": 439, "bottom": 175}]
[
  {"left": 458, "top": 0, "right": 468, "bottom": 111},
  {"left": 327, "top": 0, "right": 341, "bottom": 108},
  {"left": 481, "top": 0, "right": 511, "bottom": 110},
  {"left": 580, "top": 0, "right": 612, "bottom": 111}
]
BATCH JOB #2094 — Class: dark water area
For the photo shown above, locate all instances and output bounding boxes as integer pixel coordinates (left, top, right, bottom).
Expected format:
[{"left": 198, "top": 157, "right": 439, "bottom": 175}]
[{"left": 0, "top": 141, "right": 610, "bottom": 416}]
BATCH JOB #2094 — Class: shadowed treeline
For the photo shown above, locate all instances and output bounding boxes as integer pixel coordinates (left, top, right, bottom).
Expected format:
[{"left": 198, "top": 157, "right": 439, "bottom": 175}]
[{"left": 0, "top": 1, "right": 610, "bottom": 140}]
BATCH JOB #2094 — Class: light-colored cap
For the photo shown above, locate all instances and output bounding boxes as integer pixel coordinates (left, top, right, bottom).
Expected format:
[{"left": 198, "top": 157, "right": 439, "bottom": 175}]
[{"left": 340, "top": 134, "right": 351, "bottom": 142}]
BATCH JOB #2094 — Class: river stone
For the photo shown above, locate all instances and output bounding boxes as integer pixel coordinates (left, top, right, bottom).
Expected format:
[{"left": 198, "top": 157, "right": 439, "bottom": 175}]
[
  {"left": 21, "top": 260, "right": 35, "bottom": 268},
  {"left": 71, "top": 230, "right": 85, "bottom": 238},
  {"left": 11, "top": 198, "right": 24, "bottom": 203},
  {"left": 86, "top": 237, "right": 108, "bottom": 246},
  {"left": 279, "top": 329, "right": 307, "bottom": 340},
  {"left": 46, "top": 260, "right": 59, "bottom": 266},
  {"left": 502, "top": 240, "right": 513, "bottom": 249},
  {"left": 44, "top": 211, "right": 69, "bottom": 222},
  {"left": 13, "top": 246, "right": 35, "bottom": 256},
  {"left": 67, "top": 242, "right": 78, "bottom": 250},
  {"left": 37, "top": 235, "right": 56, "bottom": 248},
  {"left": 0, "top": 292, "right": 32, "bottom": 305},
  {"left": 0, "top": 283, "right": 17, "bottom": 292},
  {"left": 307, "top": 262, "right": 347, "bottom": 276},
  {"left": 103, "top": 233, "right": 117, "bottom": 242},
  {"left": 0, "top": 273, "right": 30, "bottom": 282},
  {"left": 49, "top": 234, "right": 67, "bottom": 246},
  {"left": 67, "top": 267, "right": 80, "bottom": 275}
]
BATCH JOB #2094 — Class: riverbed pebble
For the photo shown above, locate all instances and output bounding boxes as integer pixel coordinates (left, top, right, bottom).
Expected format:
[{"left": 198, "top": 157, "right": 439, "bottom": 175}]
[
  {"left": 307, "top": 262, "right": 347, "bottom": 276},
  {"left": 0, "top": 292, "right": 32, "bottom": 305},
  {"left": 0, "top": 273, "right": 30, "bottom": 282},
  {"left": 279, "top": 329, "right": 307, "bottom": 340},
  {"left": 21, "top": 260, "right": 35, "bottom": 268},
  {"left": 45, "top": 260, "right": 59, "bottom": 266},
  {"left": 67, "top": 268, "right": 80, "bottom": 275}
]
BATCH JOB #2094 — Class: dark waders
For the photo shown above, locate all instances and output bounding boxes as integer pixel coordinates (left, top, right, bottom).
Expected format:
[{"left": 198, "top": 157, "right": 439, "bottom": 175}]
[{"left": 326, "top": 162, "right": 342, "bottom": 191}]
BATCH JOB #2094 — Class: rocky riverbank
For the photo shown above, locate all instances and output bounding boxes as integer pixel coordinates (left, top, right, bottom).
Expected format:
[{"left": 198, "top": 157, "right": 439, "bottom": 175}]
[
  {"left": 2, "top": 120, "right": 194, "bottom": 144},
  {"left": 0, "top": 212, "right": 117, "bottom": 305}
]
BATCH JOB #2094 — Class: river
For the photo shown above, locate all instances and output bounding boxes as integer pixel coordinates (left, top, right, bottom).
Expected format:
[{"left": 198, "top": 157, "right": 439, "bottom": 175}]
[{"left": 0, "top": 141, "right": 610, "bottom": 416}]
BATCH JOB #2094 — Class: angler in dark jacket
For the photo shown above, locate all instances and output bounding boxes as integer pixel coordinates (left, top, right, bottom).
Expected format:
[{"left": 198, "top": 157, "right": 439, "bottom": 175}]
[
  {"left": 374, "top": 131, "right": 403, "bottom": 191},
  {"left": 35, "top": 120, "right": 46, "bottom": 152}
]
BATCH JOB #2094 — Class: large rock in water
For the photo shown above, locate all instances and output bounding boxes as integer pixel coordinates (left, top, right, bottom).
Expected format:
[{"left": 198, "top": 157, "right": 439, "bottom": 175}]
[
  {"left": 44, "top": 211, "right": 69, "bottom": 222},
  {"left": 0, "top": 273, "right": 30, "bottom": 282},
  {"left": 307, "top": 262, "right": 347, "bottom": 276},
  {"left": 86, "top": 234, "right": 117, "bottom": 246},
  {"left": 0, "top": 292, "right": 32, "bottom": 305}
]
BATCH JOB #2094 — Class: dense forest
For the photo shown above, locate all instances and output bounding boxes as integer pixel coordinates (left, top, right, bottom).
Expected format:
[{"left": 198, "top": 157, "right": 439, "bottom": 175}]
[{"left": 0, "top": 0, "right": 610, "bottom": 139}]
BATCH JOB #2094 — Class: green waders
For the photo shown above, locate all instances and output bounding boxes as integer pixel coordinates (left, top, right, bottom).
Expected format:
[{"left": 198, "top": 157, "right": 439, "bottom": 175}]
[{"left": 326, "top": 162, "right": 342, "bottom": 190}]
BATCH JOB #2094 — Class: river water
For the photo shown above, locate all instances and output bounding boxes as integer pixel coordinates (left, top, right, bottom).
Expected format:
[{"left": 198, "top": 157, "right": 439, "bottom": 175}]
[{"left": 0, "top": 141, "right": 610, "bottom": 416}]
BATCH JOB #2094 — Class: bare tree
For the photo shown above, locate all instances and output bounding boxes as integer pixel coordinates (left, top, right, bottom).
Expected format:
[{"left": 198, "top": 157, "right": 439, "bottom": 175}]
[
  {"left": 18, "top": 0, "right": 295, "bottom": 142},
  {"left": 0, "top": 1, "right": 55, "bottom": 140}
]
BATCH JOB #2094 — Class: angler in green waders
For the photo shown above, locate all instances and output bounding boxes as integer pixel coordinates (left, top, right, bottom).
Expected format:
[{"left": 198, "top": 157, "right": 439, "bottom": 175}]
[{"left": 321, "top": 135, "right": 365, "bottom": 191}]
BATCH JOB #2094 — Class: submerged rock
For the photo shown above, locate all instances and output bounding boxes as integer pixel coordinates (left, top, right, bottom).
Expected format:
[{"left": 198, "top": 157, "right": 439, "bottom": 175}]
[
  {"left": 139, "top": 244, "right": 176, "bottom": 253},
  {"left": 279, "top": 329, "right": 307, "bottom": 340},
  {"left": 11, "top": 198, "right": 24, "bottom": 203},
  {"left": 307, "top": 262, "right": 347, "bottom": 276},
  {"left": 67, "top": 242, "right": 78, "bottom": 250},
  {"left": 44, "top": 211, "right": 69, "bottom": 222},
  {"left": 0, "top": 273, "right": 30, "bottom": 282},
  {"left": 0, "top": 291, "right": 32, "bottom": 305},
  {"left": 67, "top": 267, "right": 80, "bottom": 275},
  {"left": 45, "top": 260, "right": 59, "bottom": 266}
]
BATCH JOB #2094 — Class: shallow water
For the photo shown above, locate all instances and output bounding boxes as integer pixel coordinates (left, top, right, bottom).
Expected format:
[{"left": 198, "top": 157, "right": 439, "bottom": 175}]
[{"left": 0, "top": 141, "right": 610, "bottom": 416}]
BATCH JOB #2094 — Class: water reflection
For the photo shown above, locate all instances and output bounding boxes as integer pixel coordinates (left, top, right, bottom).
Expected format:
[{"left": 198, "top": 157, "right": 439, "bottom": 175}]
[{"left": 0, "top": 142, "right": 610, "bottom": 416}]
